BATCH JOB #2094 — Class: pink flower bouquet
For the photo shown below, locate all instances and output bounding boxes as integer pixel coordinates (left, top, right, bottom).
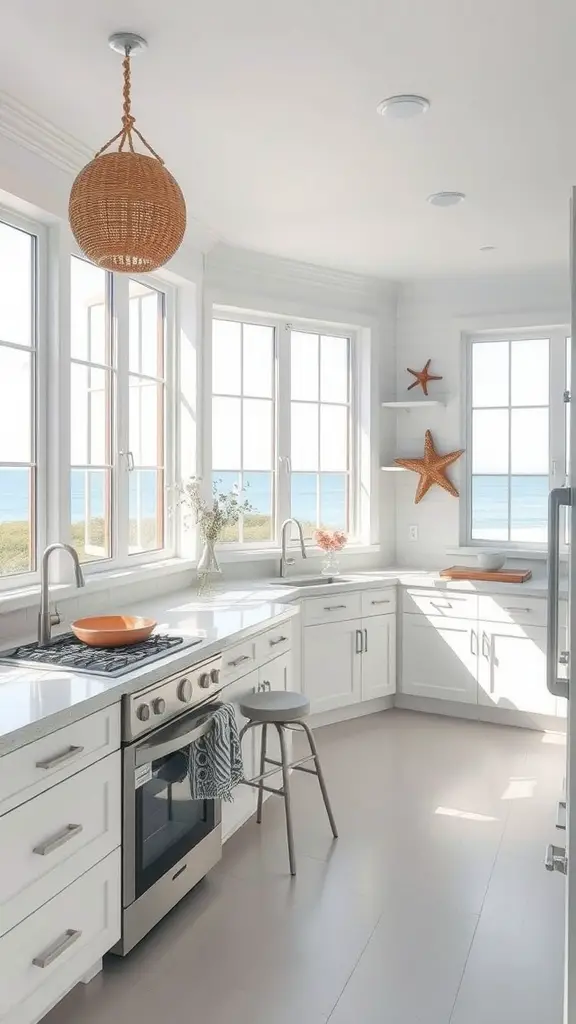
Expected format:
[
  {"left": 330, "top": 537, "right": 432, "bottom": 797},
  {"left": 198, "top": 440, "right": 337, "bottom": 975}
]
[{"left": 314, "top": 529, "right": 347, "bottom": 552}]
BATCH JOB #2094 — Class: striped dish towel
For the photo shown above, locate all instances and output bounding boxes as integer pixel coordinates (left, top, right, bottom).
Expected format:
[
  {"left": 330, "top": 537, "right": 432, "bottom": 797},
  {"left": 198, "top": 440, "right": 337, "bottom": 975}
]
[{"left": 188, "top": 703, "right": 244, "bottom": 801}]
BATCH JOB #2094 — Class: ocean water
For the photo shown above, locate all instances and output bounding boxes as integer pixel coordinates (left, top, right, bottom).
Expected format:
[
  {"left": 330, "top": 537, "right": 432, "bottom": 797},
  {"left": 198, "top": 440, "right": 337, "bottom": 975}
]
[{"left": 0, "top": 469, "right": 552, "bottom": 539}]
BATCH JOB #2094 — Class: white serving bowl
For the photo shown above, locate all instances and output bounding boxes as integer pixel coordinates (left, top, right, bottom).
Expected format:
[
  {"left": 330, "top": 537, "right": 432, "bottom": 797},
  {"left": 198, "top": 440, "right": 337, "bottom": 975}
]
[{"left": 476, "top": 551, "right": 506, "bottom": 571}]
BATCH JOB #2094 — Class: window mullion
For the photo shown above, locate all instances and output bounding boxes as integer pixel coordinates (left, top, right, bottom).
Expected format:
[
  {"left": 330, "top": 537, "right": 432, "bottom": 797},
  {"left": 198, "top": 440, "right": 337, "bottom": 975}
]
[
  {"left": 114, "top": 275, "right": 130, "bottom": 561},
  {"left": 277, "top": 324, "right": 291, "bottom": 533}
]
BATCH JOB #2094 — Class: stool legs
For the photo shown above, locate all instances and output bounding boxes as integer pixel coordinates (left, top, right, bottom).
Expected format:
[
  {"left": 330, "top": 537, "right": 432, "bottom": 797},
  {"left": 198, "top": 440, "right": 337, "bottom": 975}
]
[
  {"left": 299, "top": 721, "right": 339, "bottom": 838},
  {"left": 256, "top": 723, "right": 268, "bottom": 824},
  {"left": 276, "top": 723, "right": 297, "bottom": 876}
]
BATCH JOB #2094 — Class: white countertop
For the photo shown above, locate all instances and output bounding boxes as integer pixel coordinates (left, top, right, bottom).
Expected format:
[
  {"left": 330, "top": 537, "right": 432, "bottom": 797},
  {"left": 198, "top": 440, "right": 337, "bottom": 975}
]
[
  {"left": 0, "top": 595, "right": 299, "bottom": 756},
  {"left": 0, "top": 565, "right": 564, "bottom": 755}
]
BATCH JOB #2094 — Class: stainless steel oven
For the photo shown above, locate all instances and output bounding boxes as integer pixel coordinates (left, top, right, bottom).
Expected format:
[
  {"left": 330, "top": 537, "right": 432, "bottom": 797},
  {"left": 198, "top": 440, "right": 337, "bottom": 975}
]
[{"left": 112, "top": 655, "right": 224, "bottom": 955}]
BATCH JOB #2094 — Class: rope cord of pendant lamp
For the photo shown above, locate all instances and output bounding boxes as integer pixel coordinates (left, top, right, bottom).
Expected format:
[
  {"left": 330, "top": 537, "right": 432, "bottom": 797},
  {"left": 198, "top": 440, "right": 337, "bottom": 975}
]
[{"left": 94, "top": 48, "right": 165, "bottom": 164}]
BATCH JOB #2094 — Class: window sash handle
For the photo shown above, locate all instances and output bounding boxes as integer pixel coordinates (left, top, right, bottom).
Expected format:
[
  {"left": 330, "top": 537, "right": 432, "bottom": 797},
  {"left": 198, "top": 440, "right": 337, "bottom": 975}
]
[{"left": 120, "top": 450, "right": 135, "bottom": 471}]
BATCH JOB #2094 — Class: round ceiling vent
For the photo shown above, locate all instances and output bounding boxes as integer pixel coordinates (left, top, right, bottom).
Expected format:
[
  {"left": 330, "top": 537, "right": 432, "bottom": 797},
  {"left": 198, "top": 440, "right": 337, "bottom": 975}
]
[
  {"left": 377, "top": 95, "right": 430, "bottom": 119},
  {"left": 427, "top": 191, "right": 466, "bottom": 207}
]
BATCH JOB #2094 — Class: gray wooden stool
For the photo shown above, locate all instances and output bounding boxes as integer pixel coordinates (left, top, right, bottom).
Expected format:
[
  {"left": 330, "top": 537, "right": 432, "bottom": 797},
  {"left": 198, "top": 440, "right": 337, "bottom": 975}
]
[{"left": 238, "top": 690, "right": 338, "bottom": 875}]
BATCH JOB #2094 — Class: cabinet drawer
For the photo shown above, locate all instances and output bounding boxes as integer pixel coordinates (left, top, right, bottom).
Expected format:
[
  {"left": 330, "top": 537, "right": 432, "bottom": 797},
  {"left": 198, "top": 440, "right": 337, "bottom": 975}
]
[
  {"left": 0, "top": 752, "right": 121, "bottom": 936},
  {"left": 478, "top": 594, "right": 547, "bottom": 627},
  {"left": 221, "top": 638, "right": 258, "bottom": 684},
  {"left": 301, "top": 592, "right": 362, "bottom": 627},
  {"left": 403, "top": 588, "right": 478, "bottom": 621},
  {"left": 0, "top": 848, "right": 120, "bottom": 1022},
  {"left": 361, "top": 588, "right": 397, "bottom": 618},
  {"left": 0, "top": 705, "right": 121, "bottom": 816},
  {"left": 256, "top": 620, "right": 292, "bottom": 666}
]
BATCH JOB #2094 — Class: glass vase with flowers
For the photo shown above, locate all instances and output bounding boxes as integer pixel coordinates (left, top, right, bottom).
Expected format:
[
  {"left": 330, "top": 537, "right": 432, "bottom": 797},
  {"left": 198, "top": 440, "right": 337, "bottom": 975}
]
[
  {"left": 314, "top": 529, "right": 347, "bottom": 576},
  {"left": 176, "top": 478, "right": 256, "bottom": 595}
]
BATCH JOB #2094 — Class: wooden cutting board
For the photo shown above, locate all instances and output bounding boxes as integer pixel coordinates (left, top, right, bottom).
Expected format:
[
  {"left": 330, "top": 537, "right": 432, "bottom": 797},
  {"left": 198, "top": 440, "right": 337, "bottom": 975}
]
[{"left": 440, "top": 566, "right": 533, "bottom": 584}]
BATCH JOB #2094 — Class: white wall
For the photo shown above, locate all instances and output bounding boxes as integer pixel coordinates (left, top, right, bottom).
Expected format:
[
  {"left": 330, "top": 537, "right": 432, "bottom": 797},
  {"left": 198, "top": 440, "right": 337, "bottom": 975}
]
[{"left": 394, "top": 268, "right": 570, "bottom": 568}]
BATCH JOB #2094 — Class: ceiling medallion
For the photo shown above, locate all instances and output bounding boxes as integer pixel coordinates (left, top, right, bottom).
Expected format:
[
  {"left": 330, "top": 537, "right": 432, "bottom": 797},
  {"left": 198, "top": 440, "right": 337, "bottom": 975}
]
[
  {"left": 395, "top": 430, "right": 464, "bottom": 504},
  {"left": 68, "top": 32, "right": 186, "bottom": 273}
]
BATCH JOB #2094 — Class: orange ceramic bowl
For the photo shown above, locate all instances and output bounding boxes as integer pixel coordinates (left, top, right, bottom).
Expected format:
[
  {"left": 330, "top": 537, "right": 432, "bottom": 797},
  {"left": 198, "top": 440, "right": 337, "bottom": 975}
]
[{"left": 71, "top": 616, "right": 157, "bottom": 648}]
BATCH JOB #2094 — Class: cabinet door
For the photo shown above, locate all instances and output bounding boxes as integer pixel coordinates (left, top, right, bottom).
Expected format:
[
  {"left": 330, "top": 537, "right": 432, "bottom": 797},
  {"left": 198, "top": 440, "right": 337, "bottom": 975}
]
[
  {"left": 401, "top": 615, "right": 478, "bottom": 704},
  {"left": 477, "top": 622, "right": 558, "bottom": 716},
  {"left": 361, "top": 614, "right": 396, "bottom": 700},
  {"left": 303, "top": 619, "right": 362, "bottom": 714},
  {"left": 221, "top": 669, "right": 259, "bottom": 841}
]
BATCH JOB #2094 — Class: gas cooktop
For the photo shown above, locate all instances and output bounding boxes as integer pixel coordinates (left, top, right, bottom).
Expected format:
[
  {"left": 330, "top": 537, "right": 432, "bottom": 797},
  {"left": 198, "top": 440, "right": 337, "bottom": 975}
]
[{"left": 0, "top": 633, "right": 204, "bottom": 678}]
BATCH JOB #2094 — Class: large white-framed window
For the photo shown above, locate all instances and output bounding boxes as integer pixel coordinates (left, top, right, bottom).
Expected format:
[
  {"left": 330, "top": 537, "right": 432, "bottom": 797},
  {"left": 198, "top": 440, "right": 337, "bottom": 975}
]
[
  {"left": 466, "top": 327, "right": 569, "bottom": 547},
  {"left": 211, "top": 311, "right": 356, "bottom": 547},
  {"left": 0, "top": 212, "right": 44, "bottom": 582},
  {"left": 70, "top": 254, "right": 174, "bottom": 569}
]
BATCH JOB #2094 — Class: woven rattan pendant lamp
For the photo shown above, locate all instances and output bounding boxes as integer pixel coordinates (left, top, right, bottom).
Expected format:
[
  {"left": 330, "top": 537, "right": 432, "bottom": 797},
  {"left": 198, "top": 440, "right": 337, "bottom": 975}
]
[{"left": 69, "top": 32, "right": 186, "bottom": 273}]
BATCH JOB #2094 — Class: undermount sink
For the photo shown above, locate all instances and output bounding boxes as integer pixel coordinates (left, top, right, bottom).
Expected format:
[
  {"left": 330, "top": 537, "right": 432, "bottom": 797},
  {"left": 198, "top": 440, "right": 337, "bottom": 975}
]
[{"left": 275, "top": 576, "right": 338, "bottom": 587}]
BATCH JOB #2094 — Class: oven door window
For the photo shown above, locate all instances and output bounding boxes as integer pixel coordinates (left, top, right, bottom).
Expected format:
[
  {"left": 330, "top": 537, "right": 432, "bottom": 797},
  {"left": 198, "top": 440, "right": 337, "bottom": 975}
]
[{"left": 135, "top": 746, "right": 217, "bottom": 898}]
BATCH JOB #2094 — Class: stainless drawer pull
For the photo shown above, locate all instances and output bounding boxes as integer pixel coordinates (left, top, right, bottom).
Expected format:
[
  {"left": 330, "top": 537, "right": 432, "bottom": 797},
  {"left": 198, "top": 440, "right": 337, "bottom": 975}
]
[
  {"left": 431, "top": 600, "right": 452, "bottom": 609},
  {"left": 371, "top": 599, "right": 391, "bottom": 605},
  {"left": 35, "top": 745, "right": 85, "bottom": 771},
  {"left": 33, "top": 823, "right": 84, "bottom": 856},
  {"left": 33, "top": 928, "right": 82, "bottom": 968},
  {"left": 503, "top": 606, "right": 532, "bottom": 613},
  {"left": 269, "top": 636, "right": 288, "bottom": 647},
  {"left": 228, "top": 654, "right": 251, "bottom": 667},
  {"left": 557, "top": 801, "right": 567, "bottom": 831},
  {"left": 545, "top": 844, "right": 568, "bottom": 875},
  {"left": 324, "top": 604, "right": 347, "bottom": 611}
]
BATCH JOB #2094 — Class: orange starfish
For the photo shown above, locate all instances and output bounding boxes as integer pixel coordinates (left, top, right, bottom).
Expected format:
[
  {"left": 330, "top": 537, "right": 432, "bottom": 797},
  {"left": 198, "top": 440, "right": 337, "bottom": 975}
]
[
  {"left": 395, "top": 430, "right": 464, "bottom": 504},
  {"left": 406, "top": 359, "right": 443, "bottom": 396}
]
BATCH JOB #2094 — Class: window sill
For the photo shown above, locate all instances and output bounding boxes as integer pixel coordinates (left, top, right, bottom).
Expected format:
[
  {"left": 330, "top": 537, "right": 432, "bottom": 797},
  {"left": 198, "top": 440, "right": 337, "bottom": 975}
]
[
  {"left": 0, "top": 557, "right": 196, "bottom": 615},
  {"left": 216, "top": 543, "right": 381, "bottom": 564},
  {"left": 446, "top": 546, "right": 559, "bottom": 562}
]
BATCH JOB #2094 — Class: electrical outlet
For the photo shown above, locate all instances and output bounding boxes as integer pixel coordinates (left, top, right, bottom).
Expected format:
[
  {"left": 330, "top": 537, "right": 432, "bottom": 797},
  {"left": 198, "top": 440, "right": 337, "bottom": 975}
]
[{"left": 409, "top": 525, "right": 419, "bottom": 542}]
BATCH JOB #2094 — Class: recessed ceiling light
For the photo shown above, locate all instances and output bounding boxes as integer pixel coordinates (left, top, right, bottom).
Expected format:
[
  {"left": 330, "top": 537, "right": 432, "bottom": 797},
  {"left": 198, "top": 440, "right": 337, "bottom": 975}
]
[
  {"left": 480, "top": 245, "right": 496, "bottom": 252},
  {"left": 427, "top": 191, "right": 466, "bottom": 207},
  {"left": 377, "top": 94, "right": 430, "bottom": 119}
]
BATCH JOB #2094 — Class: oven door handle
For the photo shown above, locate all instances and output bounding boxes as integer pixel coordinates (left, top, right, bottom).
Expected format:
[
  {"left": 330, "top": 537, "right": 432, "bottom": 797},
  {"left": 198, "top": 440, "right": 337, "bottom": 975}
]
[{"left": 134, "top": 707, "right": 219, "bottom": 767}]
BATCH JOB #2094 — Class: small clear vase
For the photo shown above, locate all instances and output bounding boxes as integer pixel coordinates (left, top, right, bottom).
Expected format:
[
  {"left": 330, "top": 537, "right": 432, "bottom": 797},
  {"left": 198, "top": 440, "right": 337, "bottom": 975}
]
[
  {"left": 321, "top": 550, "right": 340, "bottom": 577},
  {"left": 197, "top": 535, "right": 222, "bottom": 596}
]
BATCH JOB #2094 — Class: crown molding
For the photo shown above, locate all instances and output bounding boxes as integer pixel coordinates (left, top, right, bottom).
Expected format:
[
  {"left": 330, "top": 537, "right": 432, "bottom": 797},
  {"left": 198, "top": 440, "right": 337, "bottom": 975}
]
[
  {"left": 0, "top": 91, "right": 93, "bottom": 174},
  {"left": 0, "top": 90, "right": 221, "bottom": 252},
  {"left": 207, "top": 244, "right": 397, "bottom": 304}
]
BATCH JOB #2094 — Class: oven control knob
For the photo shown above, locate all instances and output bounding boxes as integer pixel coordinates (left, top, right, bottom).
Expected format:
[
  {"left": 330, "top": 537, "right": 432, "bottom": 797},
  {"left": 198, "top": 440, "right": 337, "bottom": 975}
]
[
  {"left": 136, "top": 703, "right": 150, "bottom": 722},
  {"left": 152, "top": 698, "right": 166, "bottom": 715},
  {"left": 177, "top": 678, "right": 193, "bottom": 703},
  {"left": 210, "top": 668, "right": 220, "bottom": 685},
  {"left": 199, "top": 672, "right": 210, "bottom": 689}
]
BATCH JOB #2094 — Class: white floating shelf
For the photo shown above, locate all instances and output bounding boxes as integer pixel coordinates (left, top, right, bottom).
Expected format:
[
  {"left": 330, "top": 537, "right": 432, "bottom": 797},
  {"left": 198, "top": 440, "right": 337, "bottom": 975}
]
[
  {"left": 381, "top": 399, "right": 445, "bottom": 409},
  {"left": 380, "top": 465, "right": 408, "bottom": 472}
]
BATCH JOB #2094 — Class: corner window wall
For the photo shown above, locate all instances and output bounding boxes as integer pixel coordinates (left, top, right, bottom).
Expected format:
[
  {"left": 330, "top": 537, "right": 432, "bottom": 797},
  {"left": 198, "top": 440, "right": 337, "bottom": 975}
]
[
  {"left": 0, "top": 212, "right": 176, "bottom": 592},
  {"left": 211, "top": 313, "right": 355, "bottom": 547},
  {"left": 0, "top": 218, "right": 39, "bottom": 578}
]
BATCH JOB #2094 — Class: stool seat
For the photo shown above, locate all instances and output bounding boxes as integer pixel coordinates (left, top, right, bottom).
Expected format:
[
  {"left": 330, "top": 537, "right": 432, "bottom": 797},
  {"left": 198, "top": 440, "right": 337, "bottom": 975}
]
[{"left": 239, "top": 689, "right": 310, "bottom": 723}]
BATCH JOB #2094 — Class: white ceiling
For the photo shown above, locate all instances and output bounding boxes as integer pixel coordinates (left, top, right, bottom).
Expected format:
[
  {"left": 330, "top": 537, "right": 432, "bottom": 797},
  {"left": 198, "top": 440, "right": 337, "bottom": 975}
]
[{"left": 1, "top": 0, "right": 576, "bottom": 278}]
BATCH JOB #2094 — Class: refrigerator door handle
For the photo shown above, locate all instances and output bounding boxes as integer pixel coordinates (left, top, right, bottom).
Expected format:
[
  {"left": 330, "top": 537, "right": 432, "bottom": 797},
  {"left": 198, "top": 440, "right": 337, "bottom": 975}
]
[{"left": 547, "top": 487, "right": 571, "bottom": 699}]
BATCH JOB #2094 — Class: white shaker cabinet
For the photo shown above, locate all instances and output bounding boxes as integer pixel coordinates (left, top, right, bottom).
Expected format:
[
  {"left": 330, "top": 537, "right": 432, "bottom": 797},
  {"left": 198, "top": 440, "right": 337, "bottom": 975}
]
[
  {"left": 477, "top": 622, "right": 558, "bottom": 717},
  {"left": 303, "top": 618, "right": 363, "bottom": 714},
  {"left": 361, "top": 615, "right": 396, "bottom": 701},
  {"left": 401, "top": 614, "right": 478, "bottom": 704}
]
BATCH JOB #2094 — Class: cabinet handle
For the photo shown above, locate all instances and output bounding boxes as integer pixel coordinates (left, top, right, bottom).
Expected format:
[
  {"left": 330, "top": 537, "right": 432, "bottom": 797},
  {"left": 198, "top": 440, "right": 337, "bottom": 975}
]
[
  {"left": 269, "top": 636, "right": 288, "bottom": 647},
  {"left": 355, "top": 629, "right": 363, "bottom": 654},
  {"left": 33, "top": 823, "right": 83, "bottom": 857},
  {"left": 363, "top": 628, "right": 368, "bottom": 652},
  {"left": 431, "top": 600, "right": 452, "bottom": 610},
  {"left": 557, "top": 800, "right": 567, "bottom": 831},
  {"left": 324, "top": 604, "right": 347, "bottom": 611},
  {"left": 35, "top": 745, "right": 85, "bottom": 771},
  {"left": 32, "top": 929, "right": 82, "bottom": 968},
  {"left": 481, "top": 631, "right": 490, "bottom": 660},
  {"left": 371, "top": 599, "right": 391, "bottom": 605},
  {"left": 470, "top": 628, "right": 478, "bottom": 656},
  {"left": 228, "top": 654, "right": 251, "bottom": 667},
  {"left": 503, "top": 606, "right": 532, "bottom": 613}
]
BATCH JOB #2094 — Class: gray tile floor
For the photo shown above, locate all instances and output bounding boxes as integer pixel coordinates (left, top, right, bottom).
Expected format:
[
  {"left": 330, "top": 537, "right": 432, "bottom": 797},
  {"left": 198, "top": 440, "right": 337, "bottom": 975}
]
[{"left": 45, "top": 710, "right": 566, "bottom": 1024}]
